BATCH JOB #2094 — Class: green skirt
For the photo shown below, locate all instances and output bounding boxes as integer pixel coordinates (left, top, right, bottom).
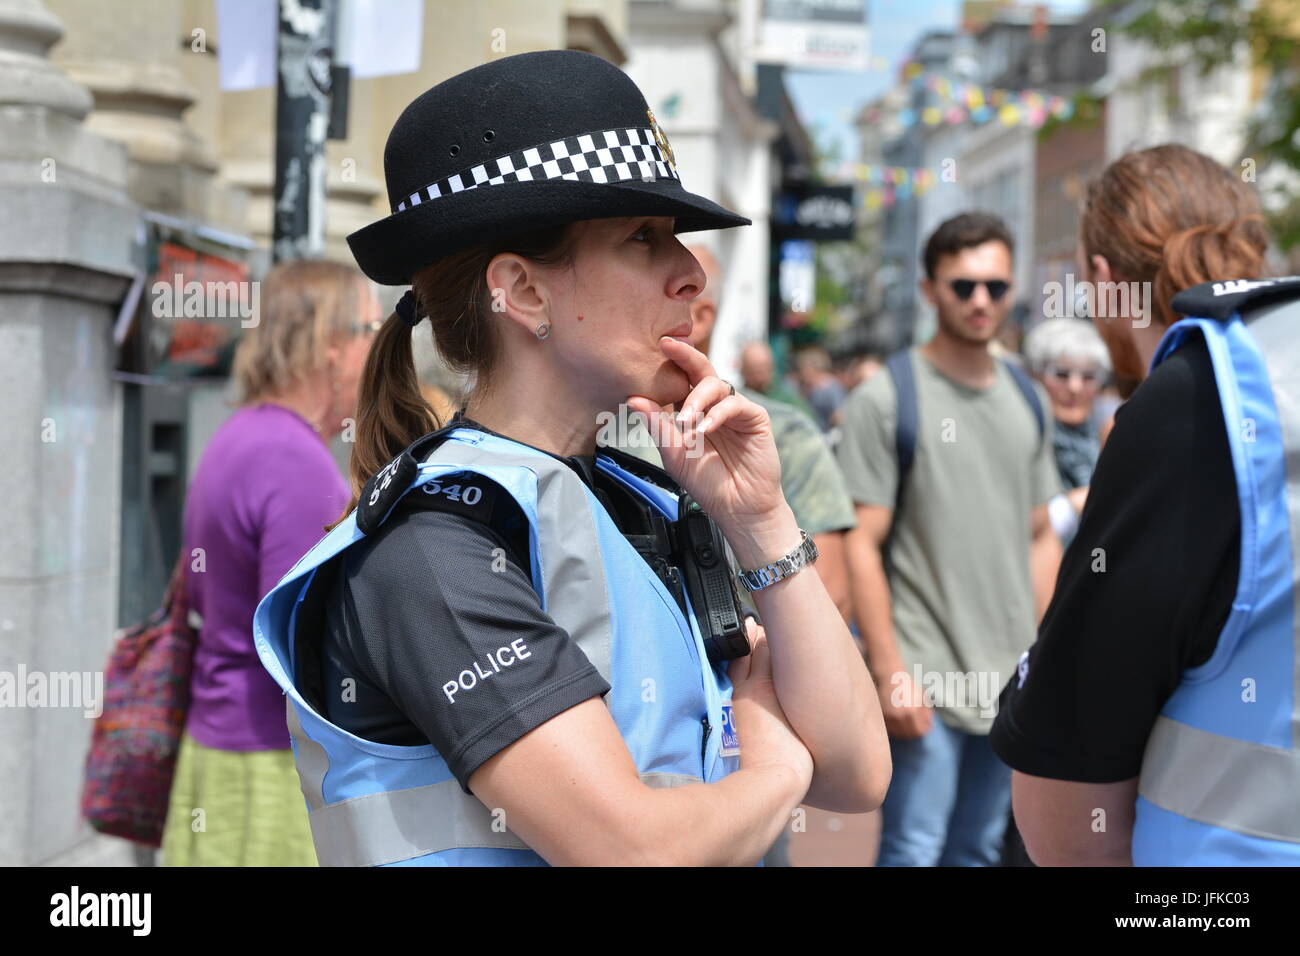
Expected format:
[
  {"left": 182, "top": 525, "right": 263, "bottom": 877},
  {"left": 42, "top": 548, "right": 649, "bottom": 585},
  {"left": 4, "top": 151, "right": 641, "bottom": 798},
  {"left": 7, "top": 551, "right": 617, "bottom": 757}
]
[{"left": 161, "top": 731, "right": 318, "bottom": 867}]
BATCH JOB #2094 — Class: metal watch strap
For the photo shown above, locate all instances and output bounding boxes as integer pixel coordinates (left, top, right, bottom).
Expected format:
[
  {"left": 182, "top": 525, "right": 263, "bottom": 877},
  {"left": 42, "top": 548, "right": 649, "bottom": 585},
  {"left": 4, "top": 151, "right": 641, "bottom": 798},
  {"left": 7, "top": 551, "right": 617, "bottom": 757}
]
[{"left": 735, "top": 529, "right": 819, "bottom": 592}]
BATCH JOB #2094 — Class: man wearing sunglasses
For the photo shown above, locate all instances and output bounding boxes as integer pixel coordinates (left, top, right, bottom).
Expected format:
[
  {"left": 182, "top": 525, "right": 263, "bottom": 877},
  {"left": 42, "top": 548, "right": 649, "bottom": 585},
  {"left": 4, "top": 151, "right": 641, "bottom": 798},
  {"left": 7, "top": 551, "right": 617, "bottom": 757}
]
[{"left": 837, "top": 212, "right": 1062, "bottom": 866}]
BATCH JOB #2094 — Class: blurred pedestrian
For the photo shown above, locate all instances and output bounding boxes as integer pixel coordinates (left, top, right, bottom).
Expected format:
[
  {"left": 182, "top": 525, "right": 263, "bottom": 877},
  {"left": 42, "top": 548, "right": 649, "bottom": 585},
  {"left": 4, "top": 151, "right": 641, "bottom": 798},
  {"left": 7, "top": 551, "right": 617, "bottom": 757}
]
[
  {"left": 1022, "top": 317, "right": 1112, "bottom": 544},
  {"left": 838, "top": 211, "right": 1062, "bottom": 867},
  {"left": 740, "top": 340, "right": 814, "bottom": 414},
  {"left": 791, "top": 346, "right": 846, "bottom": 432},
  {"left": 739, "top": 340, "right": 774, "bottom": 392},
  {"left": 161, "top": 259, "right": 380, "bottom": 866},
  {"left": 834, "top": 348, "right": 882, "bottom": 393},
  {"left": 991, "top": 144, "right": 1288, "bottom": 865}
]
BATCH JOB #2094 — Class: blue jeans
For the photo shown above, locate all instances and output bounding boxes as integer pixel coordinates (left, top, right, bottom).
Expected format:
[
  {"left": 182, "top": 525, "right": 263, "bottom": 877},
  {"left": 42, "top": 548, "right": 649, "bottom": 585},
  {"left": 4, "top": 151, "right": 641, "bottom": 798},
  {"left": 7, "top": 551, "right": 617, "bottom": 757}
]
[{"left": 876, "top": 716, "right": 1011, "bottom": 866}]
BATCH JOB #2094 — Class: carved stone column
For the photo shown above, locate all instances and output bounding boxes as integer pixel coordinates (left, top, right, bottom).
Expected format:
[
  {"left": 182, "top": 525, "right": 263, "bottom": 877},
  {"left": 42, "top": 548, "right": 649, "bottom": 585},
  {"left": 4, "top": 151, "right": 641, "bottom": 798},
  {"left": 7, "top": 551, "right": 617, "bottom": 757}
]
[{"left": 0, "top": 0, "right": 137, "bottom": 866}]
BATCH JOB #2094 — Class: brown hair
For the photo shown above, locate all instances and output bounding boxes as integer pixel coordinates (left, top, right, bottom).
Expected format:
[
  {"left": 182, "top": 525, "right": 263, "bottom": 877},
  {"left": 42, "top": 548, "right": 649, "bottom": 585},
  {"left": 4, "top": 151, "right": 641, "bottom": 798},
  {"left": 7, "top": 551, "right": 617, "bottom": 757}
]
[
  {"left": 331, "top": 223, "right": 577, "bottom": 527},
  {"left": 1080, "top": 144, "right": 1270, "bottom": 328},
  {"left": 232, "top": 259, "right": 368, "bottom": 404},
  {"left": 923, "top": 211, "right": 1015, "bottom": 278}
]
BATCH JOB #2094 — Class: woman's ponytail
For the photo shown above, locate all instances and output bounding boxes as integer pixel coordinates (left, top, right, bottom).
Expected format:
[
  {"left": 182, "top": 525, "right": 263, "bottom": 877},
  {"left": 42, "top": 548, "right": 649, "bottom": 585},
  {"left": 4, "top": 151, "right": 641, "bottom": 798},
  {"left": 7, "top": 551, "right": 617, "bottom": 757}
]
[{"left": 329, "top": 310, "right": 440, "bottom": 529}]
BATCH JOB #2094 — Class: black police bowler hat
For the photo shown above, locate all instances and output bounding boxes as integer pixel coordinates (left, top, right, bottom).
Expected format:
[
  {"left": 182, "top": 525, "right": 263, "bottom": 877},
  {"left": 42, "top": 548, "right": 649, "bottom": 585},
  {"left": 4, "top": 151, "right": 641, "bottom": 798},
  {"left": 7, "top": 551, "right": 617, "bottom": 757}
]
[{"left": 347, "top": 50, "right": 751, "bottom": 285}]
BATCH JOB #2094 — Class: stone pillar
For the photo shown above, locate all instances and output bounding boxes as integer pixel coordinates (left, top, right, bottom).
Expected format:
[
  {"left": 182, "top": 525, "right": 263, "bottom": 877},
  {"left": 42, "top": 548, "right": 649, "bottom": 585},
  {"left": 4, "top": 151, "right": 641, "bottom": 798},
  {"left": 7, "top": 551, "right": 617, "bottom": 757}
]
[
  {"left": 0, "top": 0, "right": 138, "bottom": 865},
  {"left": 44, "top": 0, "right": 249, "bottom": 230}
]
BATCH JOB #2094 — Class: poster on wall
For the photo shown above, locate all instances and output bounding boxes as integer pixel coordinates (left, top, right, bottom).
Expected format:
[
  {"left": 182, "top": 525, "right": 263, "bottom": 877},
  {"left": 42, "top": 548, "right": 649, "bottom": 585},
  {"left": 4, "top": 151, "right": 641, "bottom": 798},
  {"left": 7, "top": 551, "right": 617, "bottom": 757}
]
[{"left": 117, "top": 227, "right": 256, "bottom": 380}]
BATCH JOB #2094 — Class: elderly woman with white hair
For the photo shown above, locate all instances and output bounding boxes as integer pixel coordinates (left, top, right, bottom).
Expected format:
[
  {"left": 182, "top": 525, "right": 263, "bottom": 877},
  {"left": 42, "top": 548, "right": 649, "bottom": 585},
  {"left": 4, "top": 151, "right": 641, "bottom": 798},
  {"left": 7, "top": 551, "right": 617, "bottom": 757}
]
[{"left": 1023, "top": 317, "right": 1111, "bottom": 543}]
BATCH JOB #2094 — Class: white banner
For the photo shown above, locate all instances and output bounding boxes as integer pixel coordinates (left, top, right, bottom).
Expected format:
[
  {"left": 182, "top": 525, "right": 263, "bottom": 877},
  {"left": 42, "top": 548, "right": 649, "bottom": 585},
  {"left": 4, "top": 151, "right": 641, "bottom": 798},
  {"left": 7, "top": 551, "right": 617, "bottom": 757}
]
[
  {"left": 217, "top": 0, "right": 424, "bottom": 92},
  {"left": 755, "top": 0, "right": 869, "bottom": 73}
]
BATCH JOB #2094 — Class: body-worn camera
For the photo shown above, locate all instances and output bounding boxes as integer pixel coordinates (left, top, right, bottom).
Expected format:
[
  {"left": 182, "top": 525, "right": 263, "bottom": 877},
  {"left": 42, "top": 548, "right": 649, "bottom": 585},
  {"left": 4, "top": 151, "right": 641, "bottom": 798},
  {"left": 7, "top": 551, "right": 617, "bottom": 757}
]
[
  {"left": 673, "top": 493, "right": 750, "bottom": 664},
  {"left": 624, "top": 490, "right": 749, "bottom": 665}
]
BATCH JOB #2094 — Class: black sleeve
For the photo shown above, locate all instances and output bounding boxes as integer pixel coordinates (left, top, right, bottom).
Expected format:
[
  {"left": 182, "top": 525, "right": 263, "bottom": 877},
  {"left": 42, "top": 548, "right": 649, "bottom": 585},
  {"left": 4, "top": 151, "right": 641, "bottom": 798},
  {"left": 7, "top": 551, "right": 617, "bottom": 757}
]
[
  {"left": 333, "top": 477, "right": 610, "bottom": 794},
  {"left": 990, "top": 335, "right": 1240, "bottom": 783}
]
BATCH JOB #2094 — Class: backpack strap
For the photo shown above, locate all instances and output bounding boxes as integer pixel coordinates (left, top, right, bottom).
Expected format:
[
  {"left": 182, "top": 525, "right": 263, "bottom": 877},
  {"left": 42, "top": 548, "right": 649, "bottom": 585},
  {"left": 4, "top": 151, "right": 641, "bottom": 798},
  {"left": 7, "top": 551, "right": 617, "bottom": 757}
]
[
  {"left": 883, "top": 349, "right": 919, "bottom": 571},
  {"left": 885, "top": 349, "right": 919, "bottom": 521},
  {"left": 1000, "top": 357, "right": 1046, "bottom": 449}
]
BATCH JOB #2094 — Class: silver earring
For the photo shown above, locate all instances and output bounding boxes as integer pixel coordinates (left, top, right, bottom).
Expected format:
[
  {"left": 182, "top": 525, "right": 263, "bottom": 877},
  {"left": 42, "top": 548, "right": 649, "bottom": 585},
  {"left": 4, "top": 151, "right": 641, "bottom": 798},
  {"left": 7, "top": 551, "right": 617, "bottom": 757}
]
[{"left": 535, "top": 322, "right": 550, "bottom": 340}]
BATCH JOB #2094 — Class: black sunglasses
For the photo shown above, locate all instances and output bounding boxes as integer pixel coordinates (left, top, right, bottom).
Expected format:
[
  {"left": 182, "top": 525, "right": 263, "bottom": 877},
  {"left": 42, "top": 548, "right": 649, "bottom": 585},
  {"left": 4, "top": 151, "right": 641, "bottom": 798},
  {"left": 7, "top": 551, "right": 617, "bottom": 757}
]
[{"left": 949, "top": 278, "right": 1010, "bottom": 302}]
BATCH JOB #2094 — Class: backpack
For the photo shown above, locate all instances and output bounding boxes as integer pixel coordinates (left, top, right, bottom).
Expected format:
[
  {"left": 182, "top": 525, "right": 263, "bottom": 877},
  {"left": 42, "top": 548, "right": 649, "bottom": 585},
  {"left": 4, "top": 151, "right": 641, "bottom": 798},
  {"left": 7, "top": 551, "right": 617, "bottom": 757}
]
[{"left": 883, "top": 349, "right": 1045, "bottom": 556}]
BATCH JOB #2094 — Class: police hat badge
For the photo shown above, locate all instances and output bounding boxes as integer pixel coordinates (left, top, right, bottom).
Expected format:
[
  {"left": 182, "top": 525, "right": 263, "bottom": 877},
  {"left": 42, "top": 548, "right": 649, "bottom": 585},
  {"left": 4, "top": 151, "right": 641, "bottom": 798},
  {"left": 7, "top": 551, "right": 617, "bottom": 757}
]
[{"left": 647, "top": 109, "right": 678, "bottom": 178}]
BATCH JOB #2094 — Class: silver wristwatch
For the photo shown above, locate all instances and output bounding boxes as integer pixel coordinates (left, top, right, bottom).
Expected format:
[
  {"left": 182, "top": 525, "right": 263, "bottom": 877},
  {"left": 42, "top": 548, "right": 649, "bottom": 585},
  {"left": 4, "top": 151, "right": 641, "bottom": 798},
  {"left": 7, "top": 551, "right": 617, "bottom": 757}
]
[{"left": 735, "top": 530, "right": 819, "bottom": 592}]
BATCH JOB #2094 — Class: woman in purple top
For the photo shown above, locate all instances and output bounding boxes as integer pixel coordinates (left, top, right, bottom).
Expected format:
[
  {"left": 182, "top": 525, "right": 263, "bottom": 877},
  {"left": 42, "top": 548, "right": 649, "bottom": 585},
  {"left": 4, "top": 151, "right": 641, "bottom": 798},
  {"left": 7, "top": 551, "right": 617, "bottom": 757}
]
[{"left": 161, "top": 259, "right": 380, "bottom": 866}]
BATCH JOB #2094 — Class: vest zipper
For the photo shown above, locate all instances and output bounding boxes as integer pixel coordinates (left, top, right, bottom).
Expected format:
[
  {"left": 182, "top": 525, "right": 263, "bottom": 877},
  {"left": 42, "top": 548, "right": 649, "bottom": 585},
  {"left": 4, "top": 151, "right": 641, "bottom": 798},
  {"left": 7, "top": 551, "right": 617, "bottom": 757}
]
[
  {"left": 665, "top": 566, "right": 688, "bottom": 618},
  {"left": 700, "top": 715, "right": 712, "bottom": 772}
]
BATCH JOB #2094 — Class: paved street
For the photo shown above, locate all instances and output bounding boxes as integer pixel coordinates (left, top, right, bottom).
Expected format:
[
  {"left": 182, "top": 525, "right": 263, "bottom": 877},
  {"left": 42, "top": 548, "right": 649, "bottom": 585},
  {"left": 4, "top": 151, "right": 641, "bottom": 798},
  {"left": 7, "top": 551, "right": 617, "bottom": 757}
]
[{"left": 788, "top": 806, "right": 880, "bottom": 867}]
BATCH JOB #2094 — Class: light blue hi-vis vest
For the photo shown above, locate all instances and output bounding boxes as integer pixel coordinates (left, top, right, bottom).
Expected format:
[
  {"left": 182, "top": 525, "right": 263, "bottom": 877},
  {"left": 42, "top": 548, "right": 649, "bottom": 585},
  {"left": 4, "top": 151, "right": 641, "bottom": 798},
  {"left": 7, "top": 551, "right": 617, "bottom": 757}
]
[
  {"left": 253, "top": 427, "right": 742, "bottom": 866},
  {"left": 1132, "top": 282, "right": 1300, "bottom": 865}
]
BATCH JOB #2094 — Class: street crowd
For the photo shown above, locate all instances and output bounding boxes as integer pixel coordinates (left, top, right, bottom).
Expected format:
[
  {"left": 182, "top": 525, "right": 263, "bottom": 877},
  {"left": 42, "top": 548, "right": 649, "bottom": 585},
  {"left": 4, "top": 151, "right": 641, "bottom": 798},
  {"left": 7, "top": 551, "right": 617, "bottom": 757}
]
[{"left": 157, "top": 136, "right": 1288, "bottom": 867}]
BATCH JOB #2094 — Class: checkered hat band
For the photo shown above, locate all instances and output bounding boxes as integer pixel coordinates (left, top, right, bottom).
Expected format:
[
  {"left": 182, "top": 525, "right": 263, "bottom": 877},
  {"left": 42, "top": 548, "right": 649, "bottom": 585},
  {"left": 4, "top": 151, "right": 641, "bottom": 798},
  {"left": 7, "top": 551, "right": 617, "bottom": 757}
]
[{"left": 394, "top": 127, "right": 678, "bottom": 212}]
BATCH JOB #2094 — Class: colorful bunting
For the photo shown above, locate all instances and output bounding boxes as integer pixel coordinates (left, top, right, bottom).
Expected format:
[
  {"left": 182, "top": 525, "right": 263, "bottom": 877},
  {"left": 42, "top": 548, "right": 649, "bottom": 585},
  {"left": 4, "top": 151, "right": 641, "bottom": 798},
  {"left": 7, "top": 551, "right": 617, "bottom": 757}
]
[{"left": 891, "top": 62, "right": 1077, "bottom": 131}]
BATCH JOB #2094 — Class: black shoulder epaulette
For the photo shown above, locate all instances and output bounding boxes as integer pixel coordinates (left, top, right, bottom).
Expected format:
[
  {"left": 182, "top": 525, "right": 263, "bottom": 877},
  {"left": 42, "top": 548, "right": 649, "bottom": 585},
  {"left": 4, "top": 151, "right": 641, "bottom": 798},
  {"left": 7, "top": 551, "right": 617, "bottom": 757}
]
[
  {"left": 1171, "top": 276, "right": 1300, "bottom": 321},
  {"left": 397, "top": 470, "right": 505, "bottom": 527},
  {"left": 356, "top": 422, "right": 462, "bottom": 534}
]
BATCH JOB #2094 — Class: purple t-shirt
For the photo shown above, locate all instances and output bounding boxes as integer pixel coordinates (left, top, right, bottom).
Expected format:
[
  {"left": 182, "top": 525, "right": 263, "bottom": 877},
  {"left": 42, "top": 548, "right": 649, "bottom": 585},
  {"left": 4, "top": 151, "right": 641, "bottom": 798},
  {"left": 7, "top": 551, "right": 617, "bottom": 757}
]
[{"left": 182, "top": 403, "right": 349, "bottom": 751}]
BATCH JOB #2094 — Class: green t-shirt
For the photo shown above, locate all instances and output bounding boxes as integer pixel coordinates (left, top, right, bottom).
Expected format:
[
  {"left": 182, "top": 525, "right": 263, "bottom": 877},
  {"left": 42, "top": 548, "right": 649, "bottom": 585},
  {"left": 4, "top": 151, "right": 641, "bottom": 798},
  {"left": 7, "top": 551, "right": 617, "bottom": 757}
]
[
  {"left": 741, "top": 387, "right": 855, "bottom": 535},
  {"left": 836, "top": 350, "right": 1061, "bottom": 734}
]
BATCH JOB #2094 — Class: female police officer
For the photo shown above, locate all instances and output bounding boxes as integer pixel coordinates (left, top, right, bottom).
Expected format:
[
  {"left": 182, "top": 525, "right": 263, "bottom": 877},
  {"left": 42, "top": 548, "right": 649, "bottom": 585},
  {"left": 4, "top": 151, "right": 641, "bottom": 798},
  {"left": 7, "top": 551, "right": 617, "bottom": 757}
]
[{"left": 253, "top": 49, "right": 889, "bottom": 866}]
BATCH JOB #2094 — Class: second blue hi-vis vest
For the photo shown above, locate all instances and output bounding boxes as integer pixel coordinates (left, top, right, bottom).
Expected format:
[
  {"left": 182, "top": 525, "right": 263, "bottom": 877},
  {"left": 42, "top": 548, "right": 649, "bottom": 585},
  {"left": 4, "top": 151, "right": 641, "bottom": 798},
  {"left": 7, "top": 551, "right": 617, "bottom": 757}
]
[
  {"left": 1132, "top": 278, "right": 1300, "bottom": 865},
  {"left": 253, "top": 426, "right": 742, "bottom": 866}
]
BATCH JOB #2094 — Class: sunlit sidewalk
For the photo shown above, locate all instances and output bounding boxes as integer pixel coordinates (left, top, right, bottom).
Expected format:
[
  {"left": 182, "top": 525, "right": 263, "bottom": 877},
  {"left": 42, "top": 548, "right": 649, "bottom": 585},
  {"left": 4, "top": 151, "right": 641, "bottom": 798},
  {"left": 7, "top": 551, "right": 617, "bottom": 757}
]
[{"left": 788, "top": 806, "right": 881, "bottom": 867}]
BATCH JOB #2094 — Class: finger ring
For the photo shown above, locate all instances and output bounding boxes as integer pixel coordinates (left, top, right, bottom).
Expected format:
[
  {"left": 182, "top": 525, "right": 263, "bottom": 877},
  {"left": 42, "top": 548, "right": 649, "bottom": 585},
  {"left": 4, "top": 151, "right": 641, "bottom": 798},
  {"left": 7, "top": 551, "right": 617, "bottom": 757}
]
[{"left": 727, "top": 382, "right": 736, "bottom": 397}]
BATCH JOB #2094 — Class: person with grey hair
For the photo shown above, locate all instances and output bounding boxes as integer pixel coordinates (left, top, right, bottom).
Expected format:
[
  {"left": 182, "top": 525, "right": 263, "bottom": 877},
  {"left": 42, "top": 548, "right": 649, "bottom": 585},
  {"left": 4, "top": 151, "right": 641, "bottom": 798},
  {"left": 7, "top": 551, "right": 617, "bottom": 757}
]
[{"left": 1022, "top": 318, "right": 1111, "bottom": 545}]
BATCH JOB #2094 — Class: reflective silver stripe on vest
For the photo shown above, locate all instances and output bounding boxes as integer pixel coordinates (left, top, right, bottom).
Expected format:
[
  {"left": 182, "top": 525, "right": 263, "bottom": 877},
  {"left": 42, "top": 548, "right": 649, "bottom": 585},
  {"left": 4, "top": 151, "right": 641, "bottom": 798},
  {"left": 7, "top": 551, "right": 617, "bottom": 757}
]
[
  {"left": 287, "top": 437, "right": 653, "bottom": 865},
  {"left": 286, "top": 696, "right": 327, "bottom": 811},
  {"left": 314, "top": 778, "right": 530, "bottom": 866},
  {"left": 1248, "top": 300, "right": 1300, "bottom": 749},
  {"left": 309, "top": 772, "right": 705, "bottom": 867},
  {"left": 289, "top": 697, "right": 533, "bottom": 864},
  {"left": 1139, "top": 716, "right": 1300, "bottom": 843},
  {"left": 289, "top": 689, "right": 705, "bottom": 867},
  {"left": 640, "top": 772, "right": 703, "bottom": 789}
]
